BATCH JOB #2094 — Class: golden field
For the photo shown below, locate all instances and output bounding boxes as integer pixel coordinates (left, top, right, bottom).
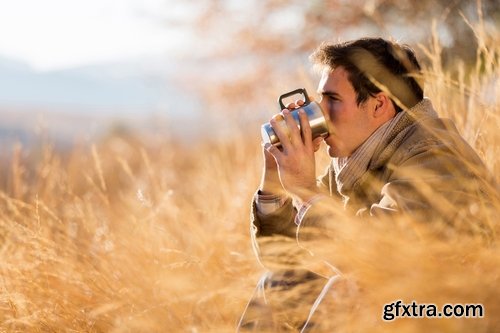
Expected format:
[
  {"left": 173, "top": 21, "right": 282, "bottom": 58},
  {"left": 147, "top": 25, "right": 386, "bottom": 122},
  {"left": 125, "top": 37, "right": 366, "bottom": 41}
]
[{"left": 1, "top": 32, "right": 499, "bottom": 332}]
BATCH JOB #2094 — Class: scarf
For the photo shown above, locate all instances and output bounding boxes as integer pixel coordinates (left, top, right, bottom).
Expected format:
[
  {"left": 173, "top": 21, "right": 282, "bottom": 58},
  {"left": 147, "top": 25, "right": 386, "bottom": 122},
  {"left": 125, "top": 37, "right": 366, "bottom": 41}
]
[{"left": 332, "top": 98, "right": 437, "bottom": 200}]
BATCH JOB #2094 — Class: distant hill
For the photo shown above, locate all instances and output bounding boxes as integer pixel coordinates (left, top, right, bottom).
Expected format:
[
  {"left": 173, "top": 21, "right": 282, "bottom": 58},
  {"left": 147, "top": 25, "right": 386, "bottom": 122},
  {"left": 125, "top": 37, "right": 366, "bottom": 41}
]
[
  {"left": 0, "top": 55, "right": 200, "bottom": 114},
  {"left": 0, "top": 55, "right": 203, "bottom": 152}
]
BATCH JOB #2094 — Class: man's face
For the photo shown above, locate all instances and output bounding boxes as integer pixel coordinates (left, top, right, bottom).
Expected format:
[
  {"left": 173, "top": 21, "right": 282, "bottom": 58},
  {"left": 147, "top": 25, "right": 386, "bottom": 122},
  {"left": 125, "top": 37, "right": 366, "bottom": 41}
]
[{"left": 317, "top": 66, "right": 377, "bottom": 158}]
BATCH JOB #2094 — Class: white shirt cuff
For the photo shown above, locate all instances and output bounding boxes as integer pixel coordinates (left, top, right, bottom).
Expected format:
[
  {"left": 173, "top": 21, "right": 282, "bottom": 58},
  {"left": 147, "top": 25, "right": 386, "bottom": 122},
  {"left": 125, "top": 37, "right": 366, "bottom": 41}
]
[{"left": 255, "top": 191, "right": 287, "bottom": 215}]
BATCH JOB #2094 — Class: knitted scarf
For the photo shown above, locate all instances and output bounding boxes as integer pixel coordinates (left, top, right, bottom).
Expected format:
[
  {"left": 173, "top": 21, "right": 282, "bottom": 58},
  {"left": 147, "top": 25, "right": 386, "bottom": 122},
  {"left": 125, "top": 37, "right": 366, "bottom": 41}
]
[{"left": 332, "top": 98, "right": 438, "bottom": 200}]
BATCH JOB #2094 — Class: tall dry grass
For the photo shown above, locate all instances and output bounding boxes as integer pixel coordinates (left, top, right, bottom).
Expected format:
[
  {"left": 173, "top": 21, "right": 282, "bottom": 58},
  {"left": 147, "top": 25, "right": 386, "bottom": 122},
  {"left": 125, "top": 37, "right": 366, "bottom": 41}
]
[
  {"left": 0, "top": 134, "right": 263, "bottom": 332},
  {"left": 0, "top": 31, "right": 499, "bottom": 332}
]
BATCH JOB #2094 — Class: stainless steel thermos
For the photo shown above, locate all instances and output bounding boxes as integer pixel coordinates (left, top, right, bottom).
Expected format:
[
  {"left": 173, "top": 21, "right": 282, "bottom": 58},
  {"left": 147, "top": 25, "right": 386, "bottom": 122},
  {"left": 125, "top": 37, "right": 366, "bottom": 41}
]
[{"left": 261, "top": 88, "right": 330, "bottom": 146}]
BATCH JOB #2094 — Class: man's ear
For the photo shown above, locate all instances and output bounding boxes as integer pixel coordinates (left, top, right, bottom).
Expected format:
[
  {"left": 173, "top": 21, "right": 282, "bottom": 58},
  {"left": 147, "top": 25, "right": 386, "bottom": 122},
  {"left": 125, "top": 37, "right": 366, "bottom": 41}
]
[{"left": 373, "top": 92, "right": 395, "bottom": 119}]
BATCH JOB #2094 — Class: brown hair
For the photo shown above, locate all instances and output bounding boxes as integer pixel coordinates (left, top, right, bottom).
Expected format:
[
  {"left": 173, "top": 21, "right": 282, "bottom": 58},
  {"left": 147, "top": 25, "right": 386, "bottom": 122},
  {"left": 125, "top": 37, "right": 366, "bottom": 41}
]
[{"left": 310, "top": 38, "right": 424, "bottom": 112}]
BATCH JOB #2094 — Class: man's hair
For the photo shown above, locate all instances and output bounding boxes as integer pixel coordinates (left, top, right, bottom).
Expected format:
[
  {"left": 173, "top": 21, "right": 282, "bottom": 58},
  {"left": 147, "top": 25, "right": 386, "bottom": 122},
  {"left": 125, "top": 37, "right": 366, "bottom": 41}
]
[{"left": 310, "top": 38, "right": 424, "bottom": 112}]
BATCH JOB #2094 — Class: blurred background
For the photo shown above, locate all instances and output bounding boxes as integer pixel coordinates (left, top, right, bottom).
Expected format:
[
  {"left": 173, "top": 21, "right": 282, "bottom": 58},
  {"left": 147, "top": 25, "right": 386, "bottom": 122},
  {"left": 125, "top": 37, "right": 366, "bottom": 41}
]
[
  {"left": 1, "top": 0, "right": 498, "bottom": 151},
  {"left": 0, "top": 1, "right": 499, "bottom": 332}
]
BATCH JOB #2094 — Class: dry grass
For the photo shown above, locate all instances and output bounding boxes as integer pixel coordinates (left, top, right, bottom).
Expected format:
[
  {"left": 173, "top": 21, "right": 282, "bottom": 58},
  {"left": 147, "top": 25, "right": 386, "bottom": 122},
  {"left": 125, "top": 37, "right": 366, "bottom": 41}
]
[
  {"left": 0, "top": 32, "right": 499, "bottom": 332},
  {"left": 0, "top": 134, "right": 263, "bottom": 332}
]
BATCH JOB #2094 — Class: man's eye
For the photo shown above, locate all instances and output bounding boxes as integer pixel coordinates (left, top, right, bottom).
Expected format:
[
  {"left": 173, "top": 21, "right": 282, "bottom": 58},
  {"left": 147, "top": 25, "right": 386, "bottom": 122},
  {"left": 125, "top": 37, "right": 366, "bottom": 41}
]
[{"left": 321, "top": 95, "right": 337, "bottom": 102}]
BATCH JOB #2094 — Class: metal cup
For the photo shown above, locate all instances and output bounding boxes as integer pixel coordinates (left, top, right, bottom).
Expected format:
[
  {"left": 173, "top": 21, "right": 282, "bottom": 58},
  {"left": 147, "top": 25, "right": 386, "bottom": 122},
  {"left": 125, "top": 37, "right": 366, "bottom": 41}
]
[{"left": 261, "top": 88, "right": 330, "bottom": 146}]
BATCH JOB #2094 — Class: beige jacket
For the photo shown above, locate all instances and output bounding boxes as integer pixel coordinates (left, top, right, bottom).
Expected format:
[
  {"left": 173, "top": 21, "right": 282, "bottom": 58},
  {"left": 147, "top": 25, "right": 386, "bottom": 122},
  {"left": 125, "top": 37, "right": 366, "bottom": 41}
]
[{"left": 250, "top": 99, "right": 498, "bottom": 267}]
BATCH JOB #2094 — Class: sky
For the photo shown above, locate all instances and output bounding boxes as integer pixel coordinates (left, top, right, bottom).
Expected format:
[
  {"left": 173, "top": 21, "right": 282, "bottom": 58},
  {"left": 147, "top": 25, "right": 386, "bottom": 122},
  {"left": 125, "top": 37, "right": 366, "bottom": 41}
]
[{"left": 0, "top": 0, "right": 189, "bottom": 71}]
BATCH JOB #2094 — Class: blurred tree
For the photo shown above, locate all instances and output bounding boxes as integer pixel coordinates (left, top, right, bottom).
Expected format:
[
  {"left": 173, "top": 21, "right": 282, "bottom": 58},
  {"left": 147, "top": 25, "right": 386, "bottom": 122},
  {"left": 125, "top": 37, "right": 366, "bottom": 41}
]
[
  {"left": 180, "top": 0, "right": 498, "bottom": 59},
  {"left": 165, "top": 0, "right": 499, "bottom": 119}
]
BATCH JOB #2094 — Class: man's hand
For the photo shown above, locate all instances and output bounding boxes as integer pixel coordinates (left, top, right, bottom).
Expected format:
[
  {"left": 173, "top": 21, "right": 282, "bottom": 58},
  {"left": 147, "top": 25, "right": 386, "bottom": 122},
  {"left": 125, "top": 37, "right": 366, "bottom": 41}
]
[{"left": 264, "top": 103, "right": 321, "bottom": 203}]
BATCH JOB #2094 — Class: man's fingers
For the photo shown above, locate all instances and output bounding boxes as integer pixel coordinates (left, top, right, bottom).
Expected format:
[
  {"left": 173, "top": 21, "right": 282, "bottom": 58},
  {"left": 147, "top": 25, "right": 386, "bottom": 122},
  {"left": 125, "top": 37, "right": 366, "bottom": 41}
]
[
  {"left": 283, "top": 109, "right": 301, "bottom": 146},
  {"left": 270, "top": 115, "right": 292, "bottom": 151},
  {"left": 298, "top": 109, "right": 313, "bottom": 150},
  {"left": 263, "top": 142, "right": 283, "bottom": 160},
  {"left": 285, "top": 99, "right": 305, "bottom": 110},
  {"left": 312, "top": 137, "right": 323, "bottom": 152}
]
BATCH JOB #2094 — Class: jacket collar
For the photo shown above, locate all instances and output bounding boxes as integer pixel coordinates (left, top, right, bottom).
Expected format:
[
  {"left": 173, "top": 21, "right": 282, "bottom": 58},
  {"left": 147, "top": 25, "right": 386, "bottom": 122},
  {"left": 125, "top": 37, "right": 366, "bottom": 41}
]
[{"left": 369, "top": 98, "right": 438, "bottom": 170}]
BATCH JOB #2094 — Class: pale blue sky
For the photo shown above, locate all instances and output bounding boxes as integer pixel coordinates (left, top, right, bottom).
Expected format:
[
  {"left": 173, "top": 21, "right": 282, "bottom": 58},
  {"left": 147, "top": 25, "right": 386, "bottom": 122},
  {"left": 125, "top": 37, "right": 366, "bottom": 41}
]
[{"left": 0, "top": 0, "right": 191, "bottom": 71}]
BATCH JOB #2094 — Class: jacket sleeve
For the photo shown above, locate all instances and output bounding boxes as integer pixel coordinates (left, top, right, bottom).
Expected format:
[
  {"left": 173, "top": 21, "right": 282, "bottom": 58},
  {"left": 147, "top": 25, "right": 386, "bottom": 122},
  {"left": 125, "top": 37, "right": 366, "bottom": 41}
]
[{"left": 250, "top": 166, "right": 334, "bottom": 268}]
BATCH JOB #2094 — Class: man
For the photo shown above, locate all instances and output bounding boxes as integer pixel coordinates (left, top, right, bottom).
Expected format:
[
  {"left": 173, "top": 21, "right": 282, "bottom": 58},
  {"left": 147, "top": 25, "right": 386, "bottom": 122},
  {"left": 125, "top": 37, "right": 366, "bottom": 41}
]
[{"left": 238, "top": 38, "right": 497, "bottom": 331}]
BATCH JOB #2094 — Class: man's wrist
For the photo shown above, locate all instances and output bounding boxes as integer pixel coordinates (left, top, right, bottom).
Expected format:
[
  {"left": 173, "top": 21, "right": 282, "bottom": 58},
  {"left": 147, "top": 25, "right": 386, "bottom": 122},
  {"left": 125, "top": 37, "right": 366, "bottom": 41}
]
[
  {"left": 292, "top": 185, "right": 321, "bottom": 206},
  {"left": 259, "top": 180, "right": 285, "bottom": 196}
]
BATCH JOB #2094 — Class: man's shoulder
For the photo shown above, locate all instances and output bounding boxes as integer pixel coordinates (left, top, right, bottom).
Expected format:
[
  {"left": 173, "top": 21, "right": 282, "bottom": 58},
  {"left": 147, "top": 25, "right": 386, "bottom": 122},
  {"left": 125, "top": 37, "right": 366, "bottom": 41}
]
[
  {"left": 397, "top": 116, "right": 458, "bottom": 151},
  {"left": 389, "top": 115, "right": 489, "bottom": 174},
  {"left": 375, "top": 111, "right": 484, "bottom": 171},
  {"left": 371, "top": 114, "right": 454, "bottom": 167}
]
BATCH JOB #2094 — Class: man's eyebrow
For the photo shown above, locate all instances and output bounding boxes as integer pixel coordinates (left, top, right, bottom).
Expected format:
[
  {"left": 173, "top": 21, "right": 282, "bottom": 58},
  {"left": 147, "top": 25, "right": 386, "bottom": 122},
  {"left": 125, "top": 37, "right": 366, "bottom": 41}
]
[{"left": 317, "top": 90, "right": 340, "bottom": 98}]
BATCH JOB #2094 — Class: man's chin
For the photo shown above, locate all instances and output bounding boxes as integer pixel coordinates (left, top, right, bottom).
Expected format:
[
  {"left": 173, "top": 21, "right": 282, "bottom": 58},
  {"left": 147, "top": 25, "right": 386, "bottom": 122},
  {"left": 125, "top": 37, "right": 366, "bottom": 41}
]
[
  {"left": 327, "top": 145, "right": 337, "bottom": 158},
  {"left": 327, "top": 144, "right": 348, "bottom": 158}
]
